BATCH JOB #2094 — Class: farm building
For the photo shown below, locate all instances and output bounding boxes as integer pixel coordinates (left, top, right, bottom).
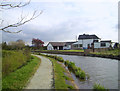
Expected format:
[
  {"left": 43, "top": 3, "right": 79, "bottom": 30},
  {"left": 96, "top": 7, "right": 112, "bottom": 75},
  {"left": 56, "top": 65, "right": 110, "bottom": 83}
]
[{"left": 47, "top": 42, "right": 76, "bottom": 50}]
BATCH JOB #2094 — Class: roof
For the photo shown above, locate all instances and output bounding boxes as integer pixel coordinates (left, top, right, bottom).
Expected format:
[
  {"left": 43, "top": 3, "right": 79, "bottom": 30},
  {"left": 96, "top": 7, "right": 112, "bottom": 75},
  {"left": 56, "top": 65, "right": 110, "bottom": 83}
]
[
  {"left": 48, "top": 42, "right": 76, "bottom": 46},
  {"left": 100, "top": 40, "right": 111, "bottom": 42},
  {"left": 78, "top": 34, "right": 100, "bottom": 40},
  {"left": 65, "top": 42, "right": 76, "bottom": 45},
  {"left": 49, "top": 42, "right": 66, "bottom": 46}
]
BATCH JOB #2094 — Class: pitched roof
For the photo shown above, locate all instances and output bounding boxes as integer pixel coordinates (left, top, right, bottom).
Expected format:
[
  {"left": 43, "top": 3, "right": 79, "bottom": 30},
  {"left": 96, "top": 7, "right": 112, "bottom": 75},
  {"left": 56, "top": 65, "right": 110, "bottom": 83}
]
[
  {"left": 48, "top": 42, "right": 76, "bottom": 46},
  {"left": 78, "top": 34, "right": 100, "bottom": 40},
  {"left": 49, "top": 42, "right": 66, "bottom": 46},
  {"left": 65, "top": 42, "right": 76, "bottom": 45}
]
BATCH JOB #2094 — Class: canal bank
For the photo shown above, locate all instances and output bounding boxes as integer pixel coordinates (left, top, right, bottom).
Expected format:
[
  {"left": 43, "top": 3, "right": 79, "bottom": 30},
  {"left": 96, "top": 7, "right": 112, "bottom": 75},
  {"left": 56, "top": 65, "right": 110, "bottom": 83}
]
[
  {"left": 40, "top": 53, "right": 118, "bottom": 89},
  {"left": 32, "top": 50, "right": 120, "bottom": 60}
]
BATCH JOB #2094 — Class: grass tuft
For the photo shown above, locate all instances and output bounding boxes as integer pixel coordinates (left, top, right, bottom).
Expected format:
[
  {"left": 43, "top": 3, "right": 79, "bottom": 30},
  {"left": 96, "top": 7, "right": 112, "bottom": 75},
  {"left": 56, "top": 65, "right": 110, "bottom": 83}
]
[{"left": 93, "top": 83, "right": 108, "bottom": 91}]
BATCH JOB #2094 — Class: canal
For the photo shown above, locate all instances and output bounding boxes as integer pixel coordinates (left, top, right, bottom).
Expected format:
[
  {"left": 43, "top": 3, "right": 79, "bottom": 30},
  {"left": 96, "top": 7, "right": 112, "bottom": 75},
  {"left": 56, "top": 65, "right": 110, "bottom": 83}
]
[{"left": 45, "top": 53, "right": 118, "bottom": 89}]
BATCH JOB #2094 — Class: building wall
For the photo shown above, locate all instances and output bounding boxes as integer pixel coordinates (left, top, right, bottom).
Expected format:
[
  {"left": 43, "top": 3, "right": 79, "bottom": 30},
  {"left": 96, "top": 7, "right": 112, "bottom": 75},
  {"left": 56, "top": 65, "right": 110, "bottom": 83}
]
[
  {"left": 47, "top": 43, "right": 54, "bottom": 50},
  {"left": 63, "top": 45, "right": 71, "bottom": 50},
  {"left": 94, "top": 42, "right": 111, "bottom": 48},
  {"left": 73, "top": 39, "right": 94, "bottom": 49}
]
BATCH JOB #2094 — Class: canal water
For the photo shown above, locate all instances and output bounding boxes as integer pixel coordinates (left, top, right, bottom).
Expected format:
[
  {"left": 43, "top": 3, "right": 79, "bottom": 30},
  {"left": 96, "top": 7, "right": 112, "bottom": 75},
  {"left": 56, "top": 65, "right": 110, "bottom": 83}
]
[{"left": 44, "top": 53, "right": 118, "bottom": 89}]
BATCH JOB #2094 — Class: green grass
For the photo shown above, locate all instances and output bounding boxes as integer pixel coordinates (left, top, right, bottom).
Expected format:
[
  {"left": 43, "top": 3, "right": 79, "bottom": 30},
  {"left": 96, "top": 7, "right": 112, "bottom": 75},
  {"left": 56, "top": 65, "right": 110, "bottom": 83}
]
[
  {"left": 48, "top": 57, "right": 74, "bottom": 89},
  {"left": 36, "top": 49, "right": 84, "bottom": 52},
  {"left": 90, "top": 49, "right": 120, "bottom": 56},
  {"left": 2, "top": 50, "right": 31, "bottom": 77},
  {"left": 58, "top": 50, "right": 84, "bottom": 52},
  {"left": 65, "top": 61, "right": 86, "bottom": 80},
  {"left": 93, "top": 83, "right": 108, "bottom": 91},
  {"left": 2, "top": 56, "right": 41, "bottom": 90}
]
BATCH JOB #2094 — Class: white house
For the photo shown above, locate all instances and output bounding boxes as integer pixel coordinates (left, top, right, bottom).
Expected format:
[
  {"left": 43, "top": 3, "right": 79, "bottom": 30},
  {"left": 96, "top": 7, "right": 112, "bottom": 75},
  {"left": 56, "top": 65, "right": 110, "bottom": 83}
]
[
  {"left": 94, "top": 40, "right": 111, "bottom": 48},
  {"left": 72, "top": 34, "right": 111, "bottom": 49},
  {"left": 47, "top": 42, "right": 75, "bottom": 50}
]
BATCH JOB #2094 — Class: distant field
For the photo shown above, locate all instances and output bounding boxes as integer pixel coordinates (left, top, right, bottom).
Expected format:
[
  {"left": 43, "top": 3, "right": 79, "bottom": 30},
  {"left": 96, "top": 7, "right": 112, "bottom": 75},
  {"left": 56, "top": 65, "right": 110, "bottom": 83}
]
[{"left": 90, "top": 49, "right": 120, "bottom": 56}]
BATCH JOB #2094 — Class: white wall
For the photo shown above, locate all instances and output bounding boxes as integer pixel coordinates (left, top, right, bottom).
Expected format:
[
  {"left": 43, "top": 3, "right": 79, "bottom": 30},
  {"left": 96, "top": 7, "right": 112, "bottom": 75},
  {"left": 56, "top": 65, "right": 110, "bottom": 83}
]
[
  {"left": 47, "top": 43, "right": 54, "bottom": 50},
  {"left": 73, "top": 39, "right": 94, "bottom": 49},
  {"left": 63, "top": 45, "right": 71, "bottom": 50},
  {"left": 94, "top": 42, "right": 111, "bottom": 48},
  {"left": 94, "top": 42, "right": 100, "bottom": 48}
]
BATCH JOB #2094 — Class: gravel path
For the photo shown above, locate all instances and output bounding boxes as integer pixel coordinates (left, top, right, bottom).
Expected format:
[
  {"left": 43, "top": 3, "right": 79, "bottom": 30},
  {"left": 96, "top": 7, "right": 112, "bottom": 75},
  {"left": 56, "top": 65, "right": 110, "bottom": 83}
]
[{"left": 26, "top": 55, "right": 53, "bottom": 89}]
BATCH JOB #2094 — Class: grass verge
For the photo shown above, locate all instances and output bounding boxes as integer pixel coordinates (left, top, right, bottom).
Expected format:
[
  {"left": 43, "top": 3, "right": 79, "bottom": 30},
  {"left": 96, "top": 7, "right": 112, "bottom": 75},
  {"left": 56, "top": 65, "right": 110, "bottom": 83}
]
[
  {"left": 35, "top": 49, "right": 84, "bottom": 52},
  {"left": 2, "top": 50, "right": 31, "bottom": 77},
  {"left": 48, "top": 57, "right": 74, "bottom": 89},
  {"left": 90, "top": 49, "right": 120, "bottom": 56},
  {"left": 2, "top": 55, "right": 41, "bottom": 90}
]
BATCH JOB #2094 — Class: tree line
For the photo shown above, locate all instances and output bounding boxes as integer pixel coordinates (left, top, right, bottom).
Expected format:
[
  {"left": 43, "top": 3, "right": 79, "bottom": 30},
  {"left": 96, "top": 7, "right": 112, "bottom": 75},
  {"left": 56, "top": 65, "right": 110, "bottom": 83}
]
[{"left": 1, "top": 38, "right": 47, "bottom": 50}]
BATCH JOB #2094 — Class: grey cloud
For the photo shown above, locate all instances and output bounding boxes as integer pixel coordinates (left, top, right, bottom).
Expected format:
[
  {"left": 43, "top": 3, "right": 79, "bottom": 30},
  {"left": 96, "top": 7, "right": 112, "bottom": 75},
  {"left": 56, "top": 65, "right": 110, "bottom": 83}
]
[{"left": 2, "top": 17, "right": 96, "bottom": 45}]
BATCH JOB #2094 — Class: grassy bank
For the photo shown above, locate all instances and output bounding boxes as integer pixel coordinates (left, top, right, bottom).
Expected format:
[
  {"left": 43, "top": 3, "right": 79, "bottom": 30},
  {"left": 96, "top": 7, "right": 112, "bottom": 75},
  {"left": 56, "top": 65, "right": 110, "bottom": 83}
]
[
  {"left": 90, "top": 49, "right": 120, "bottom": 56},
  {"left": 35, "top": 49, "right": 84, "bottom": 52},
  {"left": 2, "top": 50, "right": 31, "bottom": 77},
  {"left": 48, "top": 57, "right": 74, "bottom": 89},
  {"left": 56, "top": 50, "right": 84, "bottom": 52},
  {"left": 2, "top": 54, "right": 41, "bottom": 90},
  {"left": 64, "top": 61, "right": 88, "bottom": 80}
]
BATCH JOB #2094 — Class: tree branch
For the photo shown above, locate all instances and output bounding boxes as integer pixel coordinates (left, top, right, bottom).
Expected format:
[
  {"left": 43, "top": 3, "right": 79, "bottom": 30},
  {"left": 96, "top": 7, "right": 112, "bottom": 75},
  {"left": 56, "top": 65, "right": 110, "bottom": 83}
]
[
  {"left": 0, "top": 0, "right": 31, "bottom": 10},
  {"left": 0, "top": 10, "right": 43, "bottom": 33}
]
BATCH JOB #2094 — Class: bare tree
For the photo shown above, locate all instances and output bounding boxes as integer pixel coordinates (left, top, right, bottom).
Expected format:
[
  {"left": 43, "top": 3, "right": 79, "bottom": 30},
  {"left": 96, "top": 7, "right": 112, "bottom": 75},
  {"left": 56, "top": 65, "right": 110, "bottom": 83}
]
[{"left": 0, "top": 0, "right": 43, "bottom": 33}]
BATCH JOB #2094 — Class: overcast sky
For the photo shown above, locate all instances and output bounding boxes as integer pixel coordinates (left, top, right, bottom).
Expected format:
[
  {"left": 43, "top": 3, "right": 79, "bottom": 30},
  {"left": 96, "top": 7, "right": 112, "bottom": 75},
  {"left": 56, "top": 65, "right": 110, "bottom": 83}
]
[{"left": 1, "top": 0, "right": 118, "bottom": 45}]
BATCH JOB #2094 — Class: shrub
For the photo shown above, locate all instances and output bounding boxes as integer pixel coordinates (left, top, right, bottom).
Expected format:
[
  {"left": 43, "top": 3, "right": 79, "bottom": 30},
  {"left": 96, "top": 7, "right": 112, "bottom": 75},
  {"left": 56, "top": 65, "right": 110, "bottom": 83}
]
[
  {"left": 79, "top": 70, "right": 86, "bottom": 79},
  {"left": 75, "top": 70, "right": 79, "bottom": 77},
  {"left": 68, "top": 62, "right": 76, "bottom": 71},
  {"left": 57, "top": 56, "right": 64, "bottom": 62},
  {"left": 64, "top": 60, "right": 70, "bottom": 66}
]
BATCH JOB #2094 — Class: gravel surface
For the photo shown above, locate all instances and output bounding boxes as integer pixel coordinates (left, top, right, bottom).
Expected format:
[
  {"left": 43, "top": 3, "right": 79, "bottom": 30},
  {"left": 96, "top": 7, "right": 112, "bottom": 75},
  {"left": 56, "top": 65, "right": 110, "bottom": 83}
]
[{"left": 26, "top": 55, "right": 53, "bottom": 89}]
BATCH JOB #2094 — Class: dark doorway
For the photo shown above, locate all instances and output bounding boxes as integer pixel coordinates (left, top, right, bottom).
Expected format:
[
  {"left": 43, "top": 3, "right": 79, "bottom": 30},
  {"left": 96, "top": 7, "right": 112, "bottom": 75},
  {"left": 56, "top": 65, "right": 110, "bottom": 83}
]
[
  {"left": 59, "top": 46, "right": 63, "bottom": 50},
  {"left": 53, "top": 46, "right": 57, "bottom": 50}
]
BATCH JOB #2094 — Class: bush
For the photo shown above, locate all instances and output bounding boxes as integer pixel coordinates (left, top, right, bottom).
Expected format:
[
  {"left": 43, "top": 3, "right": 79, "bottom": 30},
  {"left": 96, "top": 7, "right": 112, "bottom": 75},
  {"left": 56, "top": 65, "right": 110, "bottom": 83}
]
[
  {"left": 44, "top": 54, "right": 64, "bottom": 62},
  {"left": 64, "top": 60, "right": 69, "bottom": 66},
  {"left": 57, "top": 56, "right": 64, "bottom": 62},
  {"left": 79, "top": 71, "right": 86, "bottom": 79},
  {"left": 75, "top": 70, "right": 79, "bottom": 77}
]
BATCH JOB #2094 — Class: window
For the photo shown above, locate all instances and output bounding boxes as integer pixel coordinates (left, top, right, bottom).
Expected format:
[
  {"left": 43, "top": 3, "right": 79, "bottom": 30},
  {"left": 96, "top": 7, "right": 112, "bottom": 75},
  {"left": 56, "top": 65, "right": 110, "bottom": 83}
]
[
  {"left": 93, "top": 40, "right": 98, "bottom": 42},
  {"left": 79, "top": 44, "right": 82, "bottom": 47},
  {"left": 74, "top": 44, "right": 78, "bottom": 48},
  {"left": 101, "top": 43, "right": 106, "bottom": 47}
]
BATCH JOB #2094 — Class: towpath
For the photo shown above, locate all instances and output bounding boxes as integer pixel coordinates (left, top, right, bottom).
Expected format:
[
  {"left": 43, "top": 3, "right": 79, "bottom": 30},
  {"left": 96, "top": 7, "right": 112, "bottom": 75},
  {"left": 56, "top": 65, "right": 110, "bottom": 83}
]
[{"left": 26, "top": 55, "right": 53, "bottom": 89}]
